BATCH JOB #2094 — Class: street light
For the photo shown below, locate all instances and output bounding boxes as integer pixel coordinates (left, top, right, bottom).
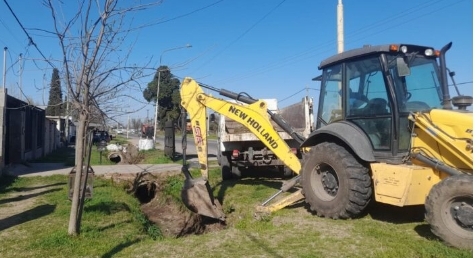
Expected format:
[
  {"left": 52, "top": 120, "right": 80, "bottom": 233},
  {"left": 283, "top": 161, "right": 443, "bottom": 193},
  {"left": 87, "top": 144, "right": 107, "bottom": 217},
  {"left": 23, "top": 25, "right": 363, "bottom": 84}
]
[{"left": 153, "top": 44, "right": 192, "bottom": 144}]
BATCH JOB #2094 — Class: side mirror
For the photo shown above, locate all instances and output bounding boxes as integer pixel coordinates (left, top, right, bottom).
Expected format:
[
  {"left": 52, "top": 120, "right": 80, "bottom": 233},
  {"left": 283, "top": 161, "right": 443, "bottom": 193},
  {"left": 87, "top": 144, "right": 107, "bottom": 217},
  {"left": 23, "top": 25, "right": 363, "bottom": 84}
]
[{"left": 397, "top": 57, "right": 411, "bottom": 77}]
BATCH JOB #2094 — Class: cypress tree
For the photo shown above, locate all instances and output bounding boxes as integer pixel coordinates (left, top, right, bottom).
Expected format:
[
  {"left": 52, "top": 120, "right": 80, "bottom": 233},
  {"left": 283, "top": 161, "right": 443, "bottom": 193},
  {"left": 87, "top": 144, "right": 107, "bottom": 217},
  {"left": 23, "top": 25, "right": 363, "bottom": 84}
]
[{"left": 46, "top": 68, "right": 63, "bottom": 116}]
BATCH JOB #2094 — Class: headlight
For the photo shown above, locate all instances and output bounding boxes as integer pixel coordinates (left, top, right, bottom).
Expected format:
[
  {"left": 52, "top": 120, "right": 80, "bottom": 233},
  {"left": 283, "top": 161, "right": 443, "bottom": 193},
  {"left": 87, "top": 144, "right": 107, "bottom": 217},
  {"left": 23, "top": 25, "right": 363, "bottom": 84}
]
[
  {"left": 400, "top": 45, "right": 408, "bottom": 53},
  {"left": 424, "top": 49, "right": 434, "bottom": 56}
]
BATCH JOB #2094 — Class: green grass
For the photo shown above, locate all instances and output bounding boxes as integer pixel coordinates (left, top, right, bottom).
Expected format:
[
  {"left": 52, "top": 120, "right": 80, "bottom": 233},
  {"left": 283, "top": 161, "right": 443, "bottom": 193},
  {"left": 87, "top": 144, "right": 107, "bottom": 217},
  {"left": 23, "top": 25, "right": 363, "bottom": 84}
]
[
  {"left": 0, "top": 170, "right": 472, "bottom": 258},
  {"left": 34, "top": 143, "right": 178, "bottom": 166},
  {"left": 33, "top": 147, "right": 76, "bottom": 165},
  {"left": 139, "top": 149, "right": 175, "bottom": 164},
  {"left": 88, "top": 148, "right": 117, "bottom": 165},
  {"left": 110, "top": 135, "right": 129, "bottom": 145},
  {"left": 33, "top": 146, "right": 118, "bottom": 166},
  {"left": 0, "top": 175, "right": 156, "bottom": 257}
]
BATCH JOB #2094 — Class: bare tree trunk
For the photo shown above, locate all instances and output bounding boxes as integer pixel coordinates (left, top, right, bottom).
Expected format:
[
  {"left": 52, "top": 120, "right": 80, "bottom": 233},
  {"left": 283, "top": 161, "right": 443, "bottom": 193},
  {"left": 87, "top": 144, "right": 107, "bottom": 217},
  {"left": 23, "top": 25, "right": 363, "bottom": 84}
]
[
  {"left": 68, "top": 112, "right": 87, "bottom": 235},
  {"left": 77, "top": 130, "right": 94, "bottom": 228}
]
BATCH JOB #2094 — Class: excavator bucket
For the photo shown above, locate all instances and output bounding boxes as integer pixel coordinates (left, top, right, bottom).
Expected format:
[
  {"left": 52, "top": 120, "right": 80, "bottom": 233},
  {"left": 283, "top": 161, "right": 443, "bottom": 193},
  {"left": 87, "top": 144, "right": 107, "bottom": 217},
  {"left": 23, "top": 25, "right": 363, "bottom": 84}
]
[{"left": 181, "top": 168, "right": 226, "bottom": 221}]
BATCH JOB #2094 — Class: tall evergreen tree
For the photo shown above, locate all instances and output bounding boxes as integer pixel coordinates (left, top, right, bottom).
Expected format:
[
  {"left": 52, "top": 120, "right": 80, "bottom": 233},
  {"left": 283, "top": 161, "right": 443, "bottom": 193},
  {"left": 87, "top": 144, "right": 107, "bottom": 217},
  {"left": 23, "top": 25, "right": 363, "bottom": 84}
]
[
  {"left": 143, "top": 65, "right": 181, "bottom": 129},
  {"left": 46, "top": 68, "right": 63, "bottom": 116}
]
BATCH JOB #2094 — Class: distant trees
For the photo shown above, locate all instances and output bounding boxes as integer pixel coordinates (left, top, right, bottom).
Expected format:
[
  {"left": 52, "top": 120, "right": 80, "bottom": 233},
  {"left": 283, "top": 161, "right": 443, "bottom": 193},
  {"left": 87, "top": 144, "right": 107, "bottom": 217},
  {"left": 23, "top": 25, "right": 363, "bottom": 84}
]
[
  {"left": 130, "top": 118, "right": 143, "bottom": 130},
  {"left": 45, "top": 68, "right": 63, "bottom": 116},
  {"left": 143, "top": 66, "right": 182, "bottom": 129}
]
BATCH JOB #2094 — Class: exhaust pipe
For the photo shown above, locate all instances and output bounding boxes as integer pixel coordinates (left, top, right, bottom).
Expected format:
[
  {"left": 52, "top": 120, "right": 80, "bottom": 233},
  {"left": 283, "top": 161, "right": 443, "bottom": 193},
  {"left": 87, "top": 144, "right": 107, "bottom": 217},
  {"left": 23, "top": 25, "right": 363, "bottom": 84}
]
[{"left": 439, "top": 42, "right": 452, "bottom": 110}]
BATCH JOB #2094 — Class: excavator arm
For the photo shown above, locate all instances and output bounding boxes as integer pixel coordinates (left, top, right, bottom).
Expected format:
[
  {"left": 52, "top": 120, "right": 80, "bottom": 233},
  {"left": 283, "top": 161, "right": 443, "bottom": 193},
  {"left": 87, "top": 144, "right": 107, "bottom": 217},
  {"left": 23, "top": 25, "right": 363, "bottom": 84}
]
[
  {"left": 180, "top": 77, "right": 303, "bottom": 220},
  {"left": 181, "top": 77, "right": 302, "bottom": 175}
]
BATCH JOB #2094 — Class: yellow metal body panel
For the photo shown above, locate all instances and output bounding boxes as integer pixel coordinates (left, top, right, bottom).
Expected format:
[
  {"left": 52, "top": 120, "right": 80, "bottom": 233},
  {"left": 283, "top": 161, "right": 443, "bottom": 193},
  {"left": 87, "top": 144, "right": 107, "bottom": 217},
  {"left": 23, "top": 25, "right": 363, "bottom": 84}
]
[
  {"left": 255, "top": 190, "right": 304, "bottom": 214},
  {"left": 180, "top": 78, "right": 302, "bottom": 177},
  {"left": 409, "top": 110, "right": 473, "bottom": 172},
  {"left": 371, "top": 163, "right": 444, "bottom": 206}
]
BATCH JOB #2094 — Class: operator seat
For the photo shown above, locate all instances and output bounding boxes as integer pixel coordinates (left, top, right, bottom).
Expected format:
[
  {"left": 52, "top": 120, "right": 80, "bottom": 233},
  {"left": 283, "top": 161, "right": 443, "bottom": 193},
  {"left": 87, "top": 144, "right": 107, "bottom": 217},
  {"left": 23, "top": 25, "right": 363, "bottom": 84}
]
[
  {"left": 366, "top": 98, "right": 390, "bottom": 149},
  {"left": 367, "top": 98, "right": 388, "bottom": 115}
]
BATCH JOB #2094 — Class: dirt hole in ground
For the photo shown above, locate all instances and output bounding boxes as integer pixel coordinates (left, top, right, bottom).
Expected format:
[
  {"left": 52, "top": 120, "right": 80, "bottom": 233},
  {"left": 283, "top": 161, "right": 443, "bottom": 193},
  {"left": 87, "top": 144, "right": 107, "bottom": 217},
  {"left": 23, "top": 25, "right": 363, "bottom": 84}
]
[{"left": 108, "top": 172, "right": 226, "bottom": 238}]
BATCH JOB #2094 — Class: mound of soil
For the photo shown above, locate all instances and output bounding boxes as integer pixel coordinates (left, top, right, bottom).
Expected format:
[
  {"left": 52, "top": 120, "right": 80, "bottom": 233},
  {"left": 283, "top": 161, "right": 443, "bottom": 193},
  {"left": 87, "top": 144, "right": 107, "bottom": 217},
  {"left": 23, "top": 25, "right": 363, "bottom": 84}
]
[{"left": 107, "top": 172, "right": 226, "bottom": 238}]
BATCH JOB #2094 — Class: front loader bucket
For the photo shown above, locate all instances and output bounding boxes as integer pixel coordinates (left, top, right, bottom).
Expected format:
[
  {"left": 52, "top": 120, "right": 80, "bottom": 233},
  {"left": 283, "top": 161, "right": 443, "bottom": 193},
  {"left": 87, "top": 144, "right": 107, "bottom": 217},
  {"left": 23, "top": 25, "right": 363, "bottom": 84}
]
[{"left": 181, "top": 177, "right": 226, "bottom": 221}]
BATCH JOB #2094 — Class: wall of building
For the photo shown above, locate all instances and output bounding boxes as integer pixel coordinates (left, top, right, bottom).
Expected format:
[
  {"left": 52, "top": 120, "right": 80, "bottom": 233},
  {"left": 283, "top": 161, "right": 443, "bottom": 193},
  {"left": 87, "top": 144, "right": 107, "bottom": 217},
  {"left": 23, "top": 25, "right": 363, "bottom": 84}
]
[{"left": 0, "top": 94, "right": 63, "bottom": 171}]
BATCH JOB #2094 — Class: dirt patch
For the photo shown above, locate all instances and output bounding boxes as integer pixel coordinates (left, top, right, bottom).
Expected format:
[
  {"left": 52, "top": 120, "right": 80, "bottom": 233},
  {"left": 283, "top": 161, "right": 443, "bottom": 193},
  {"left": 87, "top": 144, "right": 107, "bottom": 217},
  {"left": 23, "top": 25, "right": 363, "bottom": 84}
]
[
  {"left": 106, "top": 172, "right": 226, "bottom": 238},
  {"left": 141, "top": 197, "right": 225, "bottom": 238}
]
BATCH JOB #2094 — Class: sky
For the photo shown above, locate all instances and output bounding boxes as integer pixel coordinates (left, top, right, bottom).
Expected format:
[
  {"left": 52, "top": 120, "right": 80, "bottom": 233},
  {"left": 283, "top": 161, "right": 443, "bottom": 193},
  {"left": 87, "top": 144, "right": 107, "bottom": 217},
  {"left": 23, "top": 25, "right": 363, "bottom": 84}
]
[{"left": 0, "top": 0, "right": 473, "bottom": 125}]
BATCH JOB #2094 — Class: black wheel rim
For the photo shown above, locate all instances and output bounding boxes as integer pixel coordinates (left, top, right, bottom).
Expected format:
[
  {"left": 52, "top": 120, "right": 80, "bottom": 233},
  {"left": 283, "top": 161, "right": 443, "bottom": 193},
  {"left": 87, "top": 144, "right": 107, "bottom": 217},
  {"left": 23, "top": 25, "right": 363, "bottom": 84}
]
[
  {"left": 445, "top": 196, "right": 473, "bottom": 232},
  {"left": 310, "top": 164, "right": 339, "bottom": 201}
]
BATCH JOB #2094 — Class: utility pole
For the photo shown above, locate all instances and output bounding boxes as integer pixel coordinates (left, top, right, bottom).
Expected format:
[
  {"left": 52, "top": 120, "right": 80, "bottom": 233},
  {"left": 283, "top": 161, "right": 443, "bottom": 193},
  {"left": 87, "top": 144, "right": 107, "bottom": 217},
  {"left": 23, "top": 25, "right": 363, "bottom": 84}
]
[
  {"left": 126, "top": 99, "right": 130, "bottom": 139},
  {"left": 127, "top": 113, "right": 130, "bottom": 139},
  {"left": 337, "top": 0, "right": 344, "bottom": 54},
  {"left": 18, "top": 53, "right": 22, "bottom": 100},
  {"left": 3, "top": 47, "right": 7, "bottom": 90},
  {"left": 65, "top": 85, "right": 70, "bottom": 142}
]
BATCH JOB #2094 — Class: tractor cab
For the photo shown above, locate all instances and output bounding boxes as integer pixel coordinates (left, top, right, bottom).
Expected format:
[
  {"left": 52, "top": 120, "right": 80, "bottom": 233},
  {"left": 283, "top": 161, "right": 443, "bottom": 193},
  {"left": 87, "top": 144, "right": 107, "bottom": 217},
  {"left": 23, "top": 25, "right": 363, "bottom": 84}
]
[{"left": 314, "top": 44, "right": 450, "bottom": 162}]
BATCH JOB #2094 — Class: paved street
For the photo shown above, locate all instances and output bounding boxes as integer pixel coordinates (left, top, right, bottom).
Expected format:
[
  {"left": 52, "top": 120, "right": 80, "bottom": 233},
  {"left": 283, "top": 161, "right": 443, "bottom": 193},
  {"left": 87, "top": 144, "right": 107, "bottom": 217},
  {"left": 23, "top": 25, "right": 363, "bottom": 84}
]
[{"left": 125, "top": 133, "right": 217, "bottom": 158}]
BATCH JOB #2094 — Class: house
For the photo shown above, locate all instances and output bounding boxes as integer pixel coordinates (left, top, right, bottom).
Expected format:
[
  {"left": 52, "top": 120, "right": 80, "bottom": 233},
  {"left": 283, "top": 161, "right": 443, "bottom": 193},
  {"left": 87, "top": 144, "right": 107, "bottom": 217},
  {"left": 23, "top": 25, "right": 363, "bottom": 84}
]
[
  {"left": 46, "top": 115, "right": 77, "bottom": 146},
  {"left": 0, "top": 90, "right": 77, "bottom": 173}
]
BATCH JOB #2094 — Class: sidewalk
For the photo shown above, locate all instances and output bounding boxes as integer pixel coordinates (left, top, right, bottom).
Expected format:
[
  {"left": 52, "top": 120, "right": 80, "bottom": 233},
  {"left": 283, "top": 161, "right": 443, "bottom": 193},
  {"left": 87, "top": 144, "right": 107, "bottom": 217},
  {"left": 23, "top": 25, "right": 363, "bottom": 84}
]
[
  {"left": 4, "top": 136, "right": 213, "bottom": 178},
  {"left": 5, "top": 163, "right": 190, "bottom": 177}
]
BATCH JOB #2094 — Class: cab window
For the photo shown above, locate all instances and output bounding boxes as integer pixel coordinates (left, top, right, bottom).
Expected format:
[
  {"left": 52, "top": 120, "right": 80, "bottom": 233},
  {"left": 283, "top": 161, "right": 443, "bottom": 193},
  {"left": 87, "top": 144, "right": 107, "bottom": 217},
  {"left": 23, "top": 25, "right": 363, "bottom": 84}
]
[{"left": 317, "top": 64, "right": 343, "bottom": 126}]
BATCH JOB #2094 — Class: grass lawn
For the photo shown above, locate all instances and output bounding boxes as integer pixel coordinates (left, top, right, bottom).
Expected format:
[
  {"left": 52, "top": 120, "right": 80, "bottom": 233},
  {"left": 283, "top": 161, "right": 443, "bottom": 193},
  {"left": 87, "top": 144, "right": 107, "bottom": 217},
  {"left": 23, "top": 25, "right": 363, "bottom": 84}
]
[
  {"left": 5, "top": 134, "right": 472, "bottom": 257},
  {"left": 0, "top": 167, "right": 472, "bottom": 258}
]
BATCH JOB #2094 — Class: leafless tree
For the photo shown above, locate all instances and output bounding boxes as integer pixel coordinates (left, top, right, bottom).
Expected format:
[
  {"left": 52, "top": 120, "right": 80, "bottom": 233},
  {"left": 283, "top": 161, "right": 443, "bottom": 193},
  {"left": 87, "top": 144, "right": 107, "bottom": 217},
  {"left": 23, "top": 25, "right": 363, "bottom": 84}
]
[
  {"left": 44, "top": 0, "right": 162, "bottom": 235},
  {"left": 130, "top": 118, "right": 143, "bottom": 131}
]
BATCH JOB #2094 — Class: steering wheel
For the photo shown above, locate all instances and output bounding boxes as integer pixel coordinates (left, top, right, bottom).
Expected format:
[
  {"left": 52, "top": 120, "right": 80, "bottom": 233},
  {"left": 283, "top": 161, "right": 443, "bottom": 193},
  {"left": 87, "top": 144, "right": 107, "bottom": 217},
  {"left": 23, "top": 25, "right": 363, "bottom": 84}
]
[{"left": 366, "top": 98, "right": 389, "bottom": 115}]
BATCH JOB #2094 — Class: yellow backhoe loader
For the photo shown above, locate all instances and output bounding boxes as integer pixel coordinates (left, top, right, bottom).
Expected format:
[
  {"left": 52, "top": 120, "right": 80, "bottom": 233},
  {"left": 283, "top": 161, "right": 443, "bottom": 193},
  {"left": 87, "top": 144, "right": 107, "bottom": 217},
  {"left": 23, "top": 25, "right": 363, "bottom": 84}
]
[{"left": 179, "top": 42, "right": 473, "bottom": 249}]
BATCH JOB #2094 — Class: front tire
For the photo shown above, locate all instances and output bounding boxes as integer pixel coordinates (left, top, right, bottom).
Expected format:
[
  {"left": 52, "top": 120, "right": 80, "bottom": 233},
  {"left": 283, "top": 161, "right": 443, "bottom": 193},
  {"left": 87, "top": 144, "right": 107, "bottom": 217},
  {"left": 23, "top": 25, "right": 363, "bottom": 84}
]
[
  {"left": 301, "top": 142, "right": 372, "bottom": 219},
  {"left": 425, "top": 175, "right": 473, "bottom": 249}
]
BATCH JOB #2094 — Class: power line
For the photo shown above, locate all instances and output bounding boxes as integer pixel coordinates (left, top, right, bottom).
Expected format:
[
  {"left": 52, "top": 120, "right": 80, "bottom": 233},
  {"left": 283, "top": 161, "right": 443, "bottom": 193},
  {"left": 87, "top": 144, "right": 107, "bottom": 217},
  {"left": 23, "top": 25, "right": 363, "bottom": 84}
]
[
  {"left": 193, "top": 0, "right": 287, "bottom": 73},
  {"left": 0, "top": 16, "right": 23, "bottom": 46},
  {"left": 212, "top": 0, "right": 467, "bottom": 87},
  {"left": 2, "top": 0, "right": 55, "bottom": 68},
  {"left": 279, "top": 87, "right": 320, "bottom": 103},
  {"left": 134, "top": 0, "right": 226, "bottom": 31}
]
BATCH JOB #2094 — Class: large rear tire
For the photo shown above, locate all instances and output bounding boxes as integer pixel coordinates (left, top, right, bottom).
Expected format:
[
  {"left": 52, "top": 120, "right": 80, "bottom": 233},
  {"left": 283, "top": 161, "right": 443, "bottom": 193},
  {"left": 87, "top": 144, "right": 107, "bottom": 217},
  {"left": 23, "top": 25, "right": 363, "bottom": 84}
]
[
  {"left": 301, "top": 142, "right": 372, "bottom": 219},
  {"left": 425, "top": 175, "right": 473, "bottom": 249},
  {"left": 216, "top": 141, "right": 222, "bottom": 166},
  {"left": 279, "top": 166, "right": 294, "bottom": 178},
  {"left": 221, "top": 154, "right": 241, "bottom": 180},
  {"left": 221, "top": 155, "right": 233, "bottom": 181},
  {"left": 231, "top": 166, "right": 242, "bottom": 178}
]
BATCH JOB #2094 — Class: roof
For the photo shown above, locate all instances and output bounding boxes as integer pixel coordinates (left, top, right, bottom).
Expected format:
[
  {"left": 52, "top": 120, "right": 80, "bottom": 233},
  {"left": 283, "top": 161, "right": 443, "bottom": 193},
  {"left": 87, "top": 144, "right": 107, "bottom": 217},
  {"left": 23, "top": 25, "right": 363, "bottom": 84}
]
[{"left": 318, "top": 43, "right": 434, "bottom": 69}]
